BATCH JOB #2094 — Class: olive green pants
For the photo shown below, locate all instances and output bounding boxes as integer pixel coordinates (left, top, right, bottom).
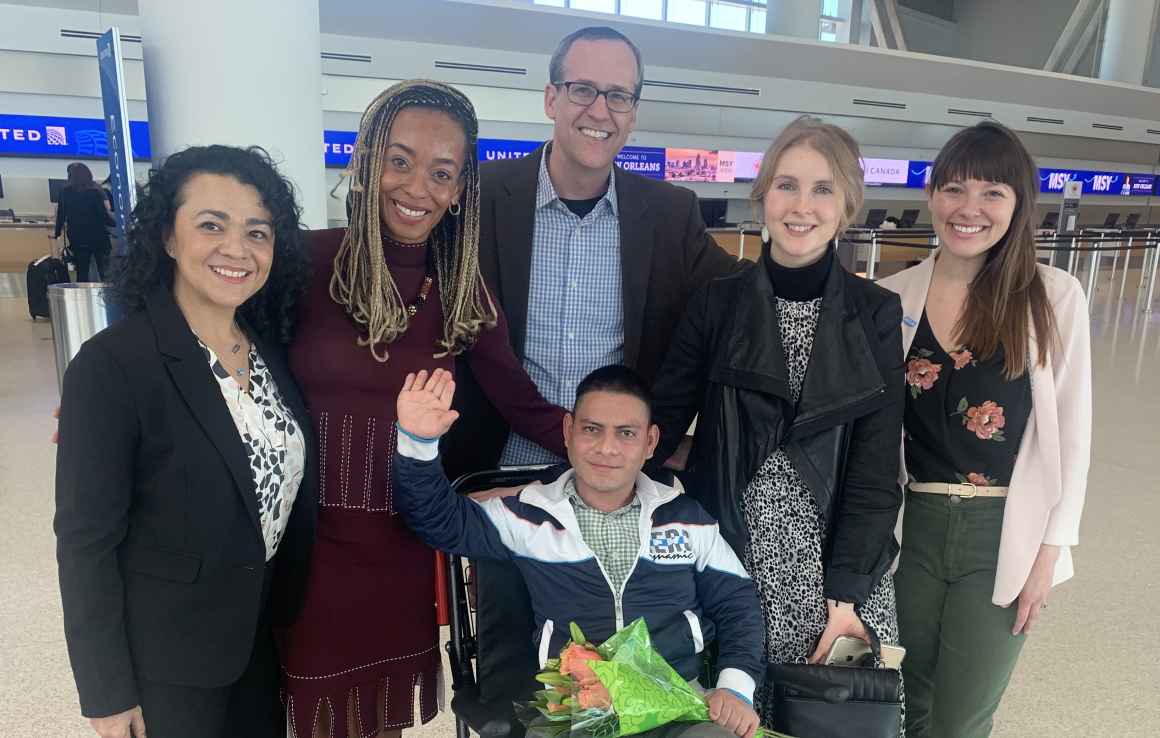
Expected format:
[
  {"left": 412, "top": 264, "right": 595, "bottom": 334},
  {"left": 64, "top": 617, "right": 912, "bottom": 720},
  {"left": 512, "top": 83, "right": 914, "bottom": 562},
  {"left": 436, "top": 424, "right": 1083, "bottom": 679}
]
[{"left": 894, "top": 491, "right": 1027, "bottom": 738}]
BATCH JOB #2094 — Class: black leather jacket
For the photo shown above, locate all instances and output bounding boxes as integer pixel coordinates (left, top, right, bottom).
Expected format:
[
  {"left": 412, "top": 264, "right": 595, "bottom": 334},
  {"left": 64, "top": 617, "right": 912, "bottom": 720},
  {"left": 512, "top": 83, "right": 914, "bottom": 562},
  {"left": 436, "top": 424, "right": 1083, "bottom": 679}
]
[{"left": 652, "top": 257, "right": 905, "bottom": 604}]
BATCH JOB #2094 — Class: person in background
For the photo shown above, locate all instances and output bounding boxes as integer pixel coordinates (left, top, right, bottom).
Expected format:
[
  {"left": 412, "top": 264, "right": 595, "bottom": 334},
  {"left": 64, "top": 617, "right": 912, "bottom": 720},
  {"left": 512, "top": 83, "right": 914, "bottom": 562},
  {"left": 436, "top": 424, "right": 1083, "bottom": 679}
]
[
  {"left": 650, "top": 116, "right": 906, "bottom": 725},
  {"left": 55, "top": 145, "right": 317, "bottom": 738},
  {"left": 51, "top": 162, "right": 115, "bottom": 281},
  {"left": 443, "top": 25, "right": 738, "bottom": 479},
  {"left": 278, "top": 80, "right": 568, "bottom": 738},
  {"left": 879, "top": 120, "right": 1092, "bottom": 738}
]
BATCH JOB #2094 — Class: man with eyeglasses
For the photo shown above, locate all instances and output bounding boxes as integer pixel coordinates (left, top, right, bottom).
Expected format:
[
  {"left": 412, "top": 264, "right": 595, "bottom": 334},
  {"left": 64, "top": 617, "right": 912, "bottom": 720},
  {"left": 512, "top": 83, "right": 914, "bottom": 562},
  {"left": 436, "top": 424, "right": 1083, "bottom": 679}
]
[{"left": 445, "top": 25, "right": 737, "bottom": 478}]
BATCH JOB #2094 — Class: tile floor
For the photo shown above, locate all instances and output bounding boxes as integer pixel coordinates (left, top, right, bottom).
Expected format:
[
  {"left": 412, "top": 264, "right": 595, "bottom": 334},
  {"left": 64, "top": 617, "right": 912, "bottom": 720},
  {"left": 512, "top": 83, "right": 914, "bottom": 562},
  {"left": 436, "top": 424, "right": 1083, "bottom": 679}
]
[{"left": 1, "top": 264, "right": 1158, "bottom": 737}]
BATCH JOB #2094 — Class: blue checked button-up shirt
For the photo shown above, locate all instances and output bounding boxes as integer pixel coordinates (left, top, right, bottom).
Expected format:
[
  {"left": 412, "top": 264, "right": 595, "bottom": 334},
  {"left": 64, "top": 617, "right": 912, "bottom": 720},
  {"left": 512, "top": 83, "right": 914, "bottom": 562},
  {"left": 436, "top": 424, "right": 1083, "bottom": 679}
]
[{"left": 500, "top": 152, "right": 624, "bottom": 465}]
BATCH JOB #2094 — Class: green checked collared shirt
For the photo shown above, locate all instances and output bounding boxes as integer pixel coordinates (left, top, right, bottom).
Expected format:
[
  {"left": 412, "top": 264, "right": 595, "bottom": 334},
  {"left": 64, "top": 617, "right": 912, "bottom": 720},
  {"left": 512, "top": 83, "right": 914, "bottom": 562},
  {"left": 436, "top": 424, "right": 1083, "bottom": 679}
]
[{"left": 565, "top": 478, "right": 642, "bottom": 596}]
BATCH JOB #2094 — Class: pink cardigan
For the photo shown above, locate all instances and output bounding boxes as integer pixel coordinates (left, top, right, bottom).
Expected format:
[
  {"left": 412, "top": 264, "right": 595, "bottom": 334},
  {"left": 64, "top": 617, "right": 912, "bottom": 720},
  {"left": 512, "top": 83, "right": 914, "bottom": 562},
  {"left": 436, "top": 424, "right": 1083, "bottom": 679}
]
[{"left": 879, "top": 255, "right": 1092, "bottom": 606}]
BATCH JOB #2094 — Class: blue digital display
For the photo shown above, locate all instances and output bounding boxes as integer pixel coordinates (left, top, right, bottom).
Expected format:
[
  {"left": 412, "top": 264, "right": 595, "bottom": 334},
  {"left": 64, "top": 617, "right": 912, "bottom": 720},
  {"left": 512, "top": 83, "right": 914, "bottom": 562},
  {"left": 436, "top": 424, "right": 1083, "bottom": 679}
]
[
  {"left": 616, "top": 145, "right": 666, "bottom": 180},
  {"left": 0, "top": 114, "right": 151, "bottom": 161},
  {"left": 1039, "top": 168, "right": 1154, "bottom": 196},
  {"left": 906, "top": 162, "right": 1153, "bottom": 196},
  {"left": 478, "top": 137, "right": 542, "bottom": 163},
  {"left": 906, "top": 162, "right": 931, "bottom": 189},
  {"left": 323, "top": 129, "right": 357, "bottom": 168},
  {"left": 1127, "top": 174, "right": 1155, "bottom": 195},
  {"left": 4, "top": 114, "right": 1155, "bottom": 195}
]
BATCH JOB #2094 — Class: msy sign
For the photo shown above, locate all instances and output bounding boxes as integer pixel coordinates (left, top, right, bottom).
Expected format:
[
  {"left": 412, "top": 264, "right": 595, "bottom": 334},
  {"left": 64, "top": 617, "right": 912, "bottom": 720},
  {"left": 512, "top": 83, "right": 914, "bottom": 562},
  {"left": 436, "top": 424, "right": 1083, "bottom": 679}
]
[
  {"left": 1042, "top": 168, "right": 1128, "bottom": 195},
  {"left": 1044, "top": 170, "right": 1074, "bottom": 192},
  {"left": 1088, "top": 173, "right": 1119, "bottom": 193}
]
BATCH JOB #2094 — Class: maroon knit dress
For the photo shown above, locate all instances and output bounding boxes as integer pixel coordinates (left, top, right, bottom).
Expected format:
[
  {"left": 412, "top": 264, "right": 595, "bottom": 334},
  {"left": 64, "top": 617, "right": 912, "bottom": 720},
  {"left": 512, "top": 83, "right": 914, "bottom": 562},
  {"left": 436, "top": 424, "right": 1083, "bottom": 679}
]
[{"left": 281, "top": 229, "right": 566, "bottom": 738}]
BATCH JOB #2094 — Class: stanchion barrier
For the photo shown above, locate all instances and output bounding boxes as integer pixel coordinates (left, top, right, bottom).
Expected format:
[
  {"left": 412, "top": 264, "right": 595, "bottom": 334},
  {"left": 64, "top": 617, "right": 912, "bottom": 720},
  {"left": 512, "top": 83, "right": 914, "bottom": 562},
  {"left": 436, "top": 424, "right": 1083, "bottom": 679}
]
[
  {"left": 736, "top": 224, "right": 762, "bottom": 262},
  {"left": 751, "top": 227, "right": 1160, "bottom": 308},
  {"left": 1120, "top": 238, "right": 1134, "bottom": 301},
  {"left": 1146, "top": 234, "right": 1160, "bottom": 313},
  {"left": 1086, "top": 247, "right": 1100, "bottom": 301}
]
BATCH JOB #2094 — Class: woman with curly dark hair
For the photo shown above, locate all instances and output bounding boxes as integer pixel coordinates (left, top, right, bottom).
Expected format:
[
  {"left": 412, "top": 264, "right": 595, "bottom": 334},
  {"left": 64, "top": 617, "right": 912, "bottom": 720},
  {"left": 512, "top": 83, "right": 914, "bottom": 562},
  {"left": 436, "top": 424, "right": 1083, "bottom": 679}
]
[
  {"left": 55, "top": 145, "right": 317, "bottom": 738},
  {"left": 279, "top": 80, "right": 566, "bottom": 738}
]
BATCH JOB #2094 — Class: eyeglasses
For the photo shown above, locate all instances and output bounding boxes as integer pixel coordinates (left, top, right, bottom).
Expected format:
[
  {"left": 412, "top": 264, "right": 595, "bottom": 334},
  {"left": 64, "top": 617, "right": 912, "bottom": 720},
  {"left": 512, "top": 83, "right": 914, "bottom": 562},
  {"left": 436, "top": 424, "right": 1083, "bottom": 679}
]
[{"left": 553, "top": 81, "right": 639, "bottom": 113}]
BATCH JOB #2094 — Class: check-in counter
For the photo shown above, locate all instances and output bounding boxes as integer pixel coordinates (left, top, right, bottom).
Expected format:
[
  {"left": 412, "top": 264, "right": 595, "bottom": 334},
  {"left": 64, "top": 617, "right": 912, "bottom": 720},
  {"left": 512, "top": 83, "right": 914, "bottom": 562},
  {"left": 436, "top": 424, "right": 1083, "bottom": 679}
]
[
  {"left": 0, "top": 221, "right": 56, "bottom": 272},
  {"left": 710, "top": 227, "right": 936, "bottom": 271}
]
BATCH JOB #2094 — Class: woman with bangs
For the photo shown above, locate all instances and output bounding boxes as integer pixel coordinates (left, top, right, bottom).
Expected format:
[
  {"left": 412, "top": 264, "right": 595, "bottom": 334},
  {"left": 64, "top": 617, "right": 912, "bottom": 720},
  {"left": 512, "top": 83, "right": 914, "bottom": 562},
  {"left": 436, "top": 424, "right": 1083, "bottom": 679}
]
[
  {"left": 652, "top": 115, "right": 906, "bottom": 724},
  {"left": 880, "top": 120, "right": 1092, "bottom": 738}
]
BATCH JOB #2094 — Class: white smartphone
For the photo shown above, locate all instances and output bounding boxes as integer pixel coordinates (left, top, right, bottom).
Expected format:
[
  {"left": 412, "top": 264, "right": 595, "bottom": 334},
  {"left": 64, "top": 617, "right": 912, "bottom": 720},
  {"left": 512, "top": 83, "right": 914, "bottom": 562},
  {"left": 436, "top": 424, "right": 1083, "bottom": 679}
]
[{"left": 824, "top": 635, "right": 873, "bottom": 666}]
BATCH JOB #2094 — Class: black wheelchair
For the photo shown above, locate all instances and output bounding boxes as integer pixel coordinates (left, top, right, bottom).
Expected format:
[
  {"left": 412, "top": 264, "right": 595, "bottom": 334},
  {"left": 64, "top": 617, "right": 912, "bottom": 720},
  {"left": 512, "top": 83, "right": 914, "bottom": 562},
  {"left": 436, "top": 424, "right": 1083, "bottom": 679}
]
[
  {"left": 442, "top": 467, "right": 725, "bottom": 738},
  {"left": 441, "top": 469, "right": 898, "bottom": 738},
  {"left": 445, "top": 467, "right": 551, "bottom": 738}
]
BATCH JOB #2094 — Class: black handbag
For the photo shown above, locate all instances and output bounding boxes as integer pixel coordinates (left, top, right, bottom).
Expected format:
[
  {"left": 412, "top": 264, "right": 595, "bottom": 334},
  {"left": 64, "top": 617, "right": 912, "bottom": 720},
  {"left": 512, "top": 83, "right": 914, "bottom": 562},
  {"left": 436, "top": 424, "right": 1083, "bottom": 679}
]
[{"left": 766, "top": 661, "right": 901, "bottom": 738}]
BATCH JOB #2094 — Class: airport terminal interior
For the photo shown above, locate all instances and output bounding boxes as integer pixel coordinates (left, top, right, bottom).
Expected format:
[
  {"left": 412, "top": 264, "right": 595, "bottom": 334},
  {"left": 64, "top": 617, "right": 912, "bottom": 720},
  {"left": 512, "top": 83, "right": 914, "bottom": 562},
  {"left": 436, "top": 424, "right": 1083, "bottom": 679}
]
[{"left": 3, "top": 0, "right": 1160, "bottom": 735}]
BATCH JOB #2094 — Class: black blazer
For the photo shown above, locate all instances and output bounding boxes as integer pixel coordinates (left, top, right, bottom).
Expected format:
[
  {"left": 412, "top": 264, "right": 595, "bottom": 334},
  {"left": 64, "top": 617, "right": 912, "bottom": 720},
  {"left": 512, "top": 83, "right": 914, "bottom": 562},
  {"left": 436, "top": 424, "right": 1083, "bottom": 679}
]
[
  {"left": 651, "top": 254, "right": 905, "bottom": 604},
  {"left": 443, "top": 145, "right": 737, "bottom": 478},
  {"left": 54, "top": 287, "right": 317, "bottom": 718}
]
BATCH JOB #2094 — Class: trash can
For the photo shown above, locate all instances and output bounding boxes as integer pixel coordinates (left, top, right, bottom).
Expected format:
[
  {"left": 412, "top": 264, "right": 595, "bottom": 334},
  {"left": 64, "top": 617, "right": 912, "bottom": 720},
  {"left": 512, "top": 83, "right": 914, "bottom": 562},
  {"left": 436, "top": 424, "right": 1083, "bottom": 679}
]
[{"left": 48, "top": 282, "right": 118, "bottom": 394}]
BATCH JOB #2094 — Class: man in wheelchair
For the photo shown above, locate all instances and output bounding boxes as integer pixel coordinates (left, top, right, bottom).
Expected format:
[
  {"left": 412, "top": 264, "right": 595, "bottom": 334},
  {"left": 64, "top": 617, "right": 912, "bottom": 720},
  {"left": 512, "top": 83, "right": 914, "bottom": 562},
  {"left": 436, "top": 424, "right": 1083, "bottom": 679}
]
[{"left": 393, "top": 365, "right": 764, "bottom": 738}]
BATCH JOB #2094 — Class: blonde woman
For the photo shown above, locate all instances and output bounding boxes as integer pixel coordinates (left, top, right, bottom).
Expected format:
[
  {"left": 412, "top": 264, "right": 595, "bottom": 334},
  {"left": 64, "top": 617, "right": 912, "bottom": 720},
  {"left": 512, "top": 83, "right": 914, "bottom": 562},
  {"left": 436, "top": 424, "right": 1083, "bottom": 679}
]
[
  {"left": 651, "top": 116, "right": 906, "bottom": 724},
  {"left": 278, "top": 81, "right": 567, "bottom": 738}
]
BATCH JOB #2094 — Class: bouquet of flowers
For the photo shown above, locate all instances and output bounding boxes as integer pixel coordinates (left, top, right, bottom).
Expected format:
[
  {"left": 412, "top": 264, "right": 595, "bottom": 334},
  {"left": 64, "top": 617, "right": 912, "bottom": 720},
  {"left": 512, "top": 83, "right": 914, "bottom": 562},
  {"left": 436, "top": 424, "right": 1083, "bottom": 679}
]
[{"left": 517, "top": 618, "right": 790, "bottom": 737}]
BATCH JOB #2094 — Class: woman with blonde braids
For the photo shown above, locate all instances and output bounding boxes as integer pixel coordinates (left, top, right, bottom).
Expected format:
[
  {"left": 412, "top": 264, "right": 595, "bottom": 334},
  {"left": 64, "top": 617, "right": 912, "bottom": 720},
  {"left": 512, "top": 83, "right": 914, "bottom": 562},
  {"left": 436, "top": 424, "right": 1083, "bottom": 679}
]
[{"left": 279, "top": 80, "right": 567, "bottom": 738}]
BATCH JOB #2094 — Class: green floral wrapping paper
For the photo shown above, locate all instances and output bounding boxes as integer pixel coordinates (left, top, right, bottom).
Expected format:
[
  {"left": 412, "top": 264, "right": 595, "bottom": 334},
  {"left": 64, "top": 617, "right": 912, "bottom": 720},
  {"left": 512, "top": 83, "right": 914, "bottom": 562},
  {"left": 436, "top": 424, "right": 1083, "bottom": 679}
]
[{"left": 517, "top": 619, "right": 792, "bottom": 738}]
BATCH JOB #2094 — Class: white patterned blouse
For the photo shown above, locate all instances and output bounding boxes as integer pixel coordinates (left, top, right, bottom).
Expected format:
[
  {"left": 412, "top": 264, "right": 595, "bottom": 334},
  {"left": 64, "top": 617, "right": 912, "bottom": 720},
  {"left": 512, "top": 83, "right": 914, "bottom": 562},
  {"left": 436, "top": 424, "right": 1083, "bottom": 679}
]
[{"left": 199, "top": 339, "right": 306, "bottom": 561}]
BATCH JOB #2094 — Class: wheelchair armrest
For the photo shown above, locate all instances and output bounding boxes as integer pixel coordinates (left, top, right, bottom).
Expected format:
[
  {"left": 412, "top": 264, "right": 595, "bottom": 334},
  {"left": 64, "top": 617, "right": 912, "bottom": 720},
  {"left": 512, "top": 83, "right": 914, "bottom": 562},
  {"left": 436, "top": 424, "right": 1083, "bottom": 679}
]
[{"left": 451, "top": 685, "right": 522, "bottom": 737}]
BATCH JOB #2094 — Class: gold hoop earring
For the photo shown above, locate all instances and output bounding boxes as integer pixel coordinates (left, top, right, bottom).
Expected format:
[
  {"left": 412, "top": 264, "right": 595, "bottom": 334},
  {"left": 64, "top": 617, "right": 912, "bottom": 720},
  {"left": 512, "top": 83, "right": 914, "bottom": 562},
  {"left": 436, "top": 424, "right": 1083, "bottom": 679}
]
[{"left": 449, "top": 202, "right": 461, "bottom": 216}]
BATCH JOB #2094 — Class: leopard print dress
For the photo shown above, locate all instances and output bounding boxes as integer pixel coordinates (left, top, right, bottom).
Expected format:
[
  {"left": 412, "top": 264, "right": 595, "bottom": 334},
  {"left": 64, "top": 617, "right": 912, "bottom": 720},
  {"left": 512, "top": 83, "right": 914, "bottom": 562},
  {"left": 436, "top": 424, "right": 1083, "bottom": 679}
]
[{"left": 742, "top": 297, "right": 902, "bottom": 731}]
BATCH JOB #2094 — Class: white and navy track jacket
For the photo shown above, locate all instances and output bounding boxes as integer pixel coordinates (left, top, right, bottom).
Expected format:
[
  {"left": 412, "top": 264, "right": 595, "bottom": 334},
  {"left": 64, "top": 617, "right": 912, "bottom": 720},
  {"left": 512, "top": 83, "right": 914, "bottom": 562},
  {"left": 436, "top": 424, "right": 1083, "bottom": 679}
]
[{"left": 394, "top": 432, "right": 765, "bottom": 700}]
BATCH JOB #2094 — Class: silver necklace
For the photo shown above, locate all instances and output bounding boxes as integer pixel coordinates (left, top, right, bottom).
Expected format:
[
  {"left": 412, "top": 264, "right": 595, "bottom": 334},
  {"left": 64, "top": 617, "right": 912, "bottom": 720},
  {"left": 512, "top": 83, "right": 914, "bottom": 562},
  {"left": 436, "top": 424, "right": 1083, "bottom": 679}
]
[
  {"left": 230, "top": 341, "right": 245, "bottom": 377},
  {"left": 196, "top": 325, "right": 247, "bottom": 377}
]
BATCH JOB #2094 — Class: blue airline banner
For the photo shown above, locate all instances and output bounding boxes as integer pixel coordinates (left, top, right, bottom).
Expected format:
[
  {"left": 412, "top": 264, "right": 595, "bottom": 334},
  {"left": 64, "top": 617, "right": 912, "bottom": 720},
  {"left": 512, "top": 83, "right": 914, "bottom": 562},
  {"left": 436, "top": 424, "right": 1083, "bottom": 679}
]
[
  {"left": 904, "top": 162, "right": 1155, "bottom": 197},
  {"left": 474, "top": 139, "right": 666, "bottom": 181},
  {"left": 478, "top": 137, "right": 542, "bottom": 163},
  {"left": 1039, "top": 168, "right": 1155, "bottom": 196},
  {"left": 323, "top": 130, "right": 357, "bottom": 168},
  {"left": 324, "top": 136, "right": 545, "bottom": 170},
  {"left": 4, "top": 113, "right": 1156, "bottom": 195},
  {"left": 616, "top": 145, "right": 666, "bottom": 179},
  {"left": 907, "top": 162, "right": 932, "bottom": 189},
  {"left": 0, "top": 113, "right": 150, "bottom": 161}
]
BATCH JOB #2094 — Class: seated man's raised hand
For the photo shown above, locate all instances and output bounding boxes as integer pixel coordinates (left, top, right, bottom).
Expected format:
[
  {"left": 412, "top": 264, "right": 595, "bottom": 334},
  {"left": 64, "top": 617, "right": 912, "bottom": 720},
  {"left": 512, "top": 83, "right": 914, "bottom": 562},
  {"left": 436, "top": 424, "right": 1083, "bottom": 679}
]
[{"left": 397, "top": 369, "right": 460, "bottom": 440}]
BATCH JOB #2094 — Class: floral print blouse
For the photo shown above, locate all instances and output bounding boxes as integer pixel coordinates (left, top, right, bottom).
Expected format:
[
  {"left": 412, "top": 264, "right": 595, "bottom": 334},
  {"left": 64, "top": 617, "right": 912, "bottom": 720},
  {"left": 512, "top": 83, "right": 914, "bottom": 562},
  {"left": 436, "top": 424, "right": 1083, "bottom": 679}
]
[{"left": 903, "top": 311, "right": 1031, "bottom": 487}]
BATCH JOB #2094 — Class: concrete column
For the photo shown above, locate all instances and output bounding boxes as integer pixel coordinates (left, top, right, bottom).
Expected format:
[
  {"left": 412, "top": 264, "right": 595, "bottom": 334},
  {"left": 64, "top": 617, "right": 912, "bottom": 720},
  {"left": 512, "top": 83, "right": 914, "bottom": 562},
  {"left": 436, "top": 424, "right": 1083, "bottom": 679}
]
[
  {"left": 139, "top": 0, "right": 326, "bottom": 228},
  {"left": 1099, "top": 0, "right": 1160, "bottom": 86},
  {"left": 766, "top": 0, "right": 822, "bottom": 40}
]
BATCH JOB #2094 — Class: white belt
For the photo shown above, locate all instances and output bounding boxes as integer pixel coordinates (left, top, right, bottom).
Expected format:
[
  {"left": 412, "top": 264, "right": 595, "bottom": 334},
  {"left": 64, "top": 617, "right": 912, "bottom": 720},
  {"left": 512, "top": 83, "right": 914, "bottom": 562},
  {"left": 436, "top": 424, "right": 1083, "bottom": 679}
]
[{"left": 909, "top": 482, "right": 1008, "bottom": 499}]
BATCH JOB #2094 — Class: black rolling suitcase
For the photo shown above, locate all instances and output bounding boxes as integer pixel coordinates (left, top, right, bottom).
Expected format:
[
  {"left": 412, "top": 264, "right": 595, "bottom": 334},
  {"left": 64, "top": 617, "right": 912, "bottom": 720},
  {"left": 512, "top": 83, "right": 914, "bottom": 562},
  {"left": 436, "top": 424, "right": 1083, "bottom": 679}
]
[{"left": 27, "top": 255, "right": 70, "bottom": 319}]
